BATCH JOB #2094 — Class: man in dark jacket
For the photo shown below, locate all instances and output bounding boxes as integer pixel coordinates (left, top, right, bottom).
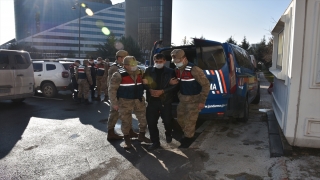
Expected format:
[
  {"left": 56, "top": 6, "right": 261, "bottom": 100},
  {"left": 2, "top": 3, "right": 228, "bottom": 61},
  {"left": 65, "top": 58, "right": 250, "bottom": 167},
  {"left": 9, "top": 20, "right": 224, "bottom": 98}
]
[
  {"left": 69, "top": 60, "right": 80, "bottom": 101},
  {"left": 88, "top": 57, "right": 97, "bottom": 100},
  {"left": 143, "top": 53, "right": 178, "bottom": 150}
]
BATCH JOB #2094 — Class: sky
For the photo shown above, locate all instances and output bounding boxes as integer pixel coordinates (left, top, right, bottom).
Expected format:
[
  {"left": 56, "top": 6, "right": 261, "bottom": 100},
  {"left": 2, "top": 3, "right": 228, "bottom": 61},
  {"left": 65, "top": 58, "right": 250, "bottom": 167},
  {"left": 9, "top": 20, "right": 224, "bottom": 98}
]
[{"left": 0, "top": 0, "right": 292, "bottom": 46}]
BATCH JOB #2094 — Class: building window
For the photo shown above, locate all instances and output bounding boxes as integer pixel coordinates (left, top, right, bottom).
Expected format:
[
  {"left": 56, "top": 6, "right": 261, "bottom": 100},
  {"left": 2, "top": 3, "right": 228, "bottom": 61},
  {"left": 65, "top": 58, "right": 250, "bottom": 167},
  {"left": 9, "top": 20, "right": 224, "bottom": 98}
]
[{"left": 277, "top": 31, "right": 284, "bottom": 70}]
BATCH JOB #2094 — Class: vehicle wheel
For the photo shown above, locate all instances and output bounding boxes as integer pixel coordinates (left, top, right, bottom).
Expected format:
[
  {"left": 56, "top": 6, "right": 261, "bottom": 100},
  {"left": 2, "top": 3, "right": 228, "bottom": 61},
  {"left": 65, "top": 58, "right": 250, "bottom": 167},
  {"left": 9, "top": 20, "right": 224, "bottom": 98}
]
[
  {"left": 41, "top": 83, "right": 57, "bottom": 98},
  {"left": 11, "top": 98, "right": 25, "bottom": 103},
  {"left": 237, "top": 97, "right": 249, "bottom": 122},
  {"left": 251, "top": 83, "right": 260, "bottom": 104}
]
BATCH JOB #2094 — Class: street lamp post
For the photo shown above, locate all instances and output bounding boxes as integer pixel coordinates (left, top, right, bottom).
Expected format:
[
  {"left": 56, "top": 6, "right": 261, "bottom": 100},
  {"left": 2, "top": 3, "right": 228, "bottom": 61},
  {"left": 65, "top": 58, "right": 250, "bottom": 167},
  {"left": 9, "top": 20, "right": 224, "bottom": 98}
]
[{"left": 72, "top": 2, "right": 94, "bottom": 58}]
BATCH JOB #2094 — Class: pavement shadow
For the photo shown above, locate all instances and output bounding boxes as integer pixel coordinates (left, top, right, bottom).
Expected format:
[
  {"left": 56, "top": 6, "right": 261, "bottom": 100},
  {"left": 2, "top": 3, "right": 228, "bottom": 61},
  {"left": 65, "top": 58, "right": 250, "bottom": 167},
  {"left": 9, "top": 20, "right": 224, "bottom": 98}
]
[
  {"left": 108, "top": 138, "right": 209, "bottom": 180},
  {"left": 0, "top": 101, "right": 33, "bottom": 159},
  {"left": 0, "top": 93, "right": 110, "bottom": 160}
]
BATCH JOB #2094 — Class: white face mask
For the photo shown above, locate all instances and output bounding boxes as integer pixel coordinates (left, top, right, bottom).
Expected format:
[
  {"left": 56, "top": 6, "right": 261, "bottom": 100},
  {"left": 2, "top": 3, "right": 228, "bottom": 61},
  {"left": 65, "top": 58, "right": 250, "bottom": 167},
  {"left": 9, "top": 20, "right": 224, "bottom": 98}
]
[
  {"left": 97, "top": 61, "right": 101, "bottom": 64},
  {"left": 154, "top": 63, "right": 164, "bottom": 69},
  {"left": 174, "top": 62, "right": 184, "bottom": 68},
  {"left": 89, "top": 61, "right": 94, "bottom": 64},
  {"left": 130, "top": 66, "right": 138, "bottom": 71}
]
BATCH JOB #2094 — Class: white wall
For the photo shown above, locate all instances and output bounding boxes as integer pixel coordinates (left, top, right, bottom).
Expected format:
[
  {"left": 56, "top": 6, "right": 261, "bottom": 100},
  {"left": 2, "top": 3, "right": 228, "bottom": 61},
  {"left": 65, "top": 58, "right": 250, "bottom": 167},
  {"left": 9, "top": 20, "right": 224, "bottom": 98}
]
[{"left": 271, "top": 0, "right": 320, "bottom": 148}]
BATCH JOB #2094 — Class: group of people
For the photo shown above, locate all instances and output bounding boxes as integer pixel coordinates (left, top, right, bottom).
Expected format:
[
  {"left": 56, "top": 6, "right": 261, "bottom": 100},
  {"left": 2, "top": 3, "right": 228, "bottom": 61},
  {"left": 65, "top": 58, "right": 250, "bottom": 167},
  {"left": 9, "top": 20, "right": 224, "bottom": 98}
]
[
  {"left": 69, "top": 57, "right": 110, "bottom": 104},
  {"left": 70, "top": 49, "right": 210, "bottom": 150}
]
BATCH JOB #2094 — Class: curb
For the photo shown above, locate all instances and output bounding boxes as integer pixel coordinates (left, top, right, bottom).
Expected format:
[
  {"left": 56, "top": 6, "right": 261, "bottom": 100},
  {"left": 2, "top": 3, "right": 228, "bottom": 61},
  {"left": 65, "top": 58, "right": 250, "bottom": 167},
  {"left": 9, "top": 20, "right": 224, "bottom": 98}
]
[{"left": 266, "top": 111, "right": 292, "bottom": 157}]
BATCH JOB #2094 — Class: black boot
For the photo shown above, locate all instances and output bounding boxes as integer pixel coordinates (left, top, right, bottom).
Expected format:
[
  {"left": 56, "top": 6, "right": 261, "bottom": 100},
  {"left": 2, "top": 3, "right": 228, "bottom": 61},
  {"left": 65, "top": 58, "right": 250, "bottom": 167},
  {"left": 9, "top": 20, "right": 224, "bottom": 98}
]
[
  {"left": 179, "top": 137, "right": 192, "bottom": 148},
  {"left": 148, "top": 142, "right": 160, "bottom": 150}
]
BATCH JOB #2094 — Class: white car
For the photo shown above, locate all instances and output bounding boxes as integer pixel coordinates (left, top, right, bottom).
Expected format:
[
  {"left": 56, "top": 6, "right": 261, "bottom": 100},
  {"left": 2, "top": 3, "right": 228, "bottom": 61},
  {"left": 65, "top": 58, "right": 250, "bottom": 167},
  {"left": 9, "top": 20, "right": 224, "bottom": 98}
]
[
  {"left": 32, "top": 60, "right": 71, "bottom": 98},
  {"left": 0, "top": 50, "right": 35, "bottom": 102}
]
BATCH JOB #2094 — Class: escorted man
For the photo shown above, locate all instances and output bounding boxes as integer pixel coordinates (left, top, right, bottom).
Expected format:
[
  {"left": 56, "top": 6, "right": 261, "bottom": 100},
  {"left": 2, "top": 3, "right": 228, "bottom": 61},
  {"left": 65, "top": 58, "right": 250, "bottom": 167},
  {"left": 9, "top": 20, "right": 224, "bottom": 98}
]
[
  {"left": 88, "top": 57, "right": 97, "bottom": 100},
  {"left": 95, "top": 57, "right": 109, "bottom": 101},
  {"left": 108, "top": 56, "right": 151, "bottom": 149},
  {"left": 75, "top": 59, "right": 93, "bottom": 105},
  {"left": 69, "top": 60, "right": 80, "bottom": 101},
  {"left": 171, "top": 49, "right": 210, "bottom": 148},
  {"left": 107, "top": 50, "right": 138, "bottom": 140},
  {"left": 142, "top": 53, "right": 178, "bottom": 150}
]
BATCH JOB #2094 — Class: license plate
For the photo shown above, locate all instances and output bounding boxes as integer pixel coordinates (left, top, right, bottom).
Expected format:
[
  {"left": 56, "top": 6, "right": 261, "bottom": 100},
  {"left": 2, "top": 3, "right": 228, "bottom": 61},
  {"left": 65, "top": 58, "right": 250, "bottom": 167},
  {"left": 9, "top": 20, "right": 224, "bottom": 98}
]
[{"left": 0, "top": 88, "right": 10, "bottom": 93}]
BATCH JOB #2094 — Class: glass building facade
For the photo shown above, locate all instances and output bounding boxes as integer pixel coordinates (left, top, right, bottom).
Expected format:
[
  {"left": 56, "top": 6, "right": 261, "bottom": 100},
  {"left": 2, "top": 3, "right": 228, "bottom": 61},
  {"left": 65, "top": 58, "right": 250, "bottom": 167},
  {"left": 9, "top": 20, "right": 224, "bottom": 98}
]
[
  {"left": 14, "top": 0, "right": 125, "bottom": 58},
  {"left": 125, "top": 0, "right": 172, "bottom": 53}
]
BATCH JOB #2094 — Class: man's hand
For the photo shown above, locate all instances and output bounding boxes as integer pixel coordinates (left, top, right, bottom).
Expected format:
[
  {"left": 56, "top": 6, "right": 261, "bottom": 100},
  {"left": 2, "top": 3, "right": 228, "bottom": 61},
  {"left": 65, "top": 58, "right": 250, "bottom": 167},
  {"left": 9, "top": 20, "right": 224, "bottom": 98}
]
[
  {"left": 150, "top": 89, "right": 164, "bottom": 97},
  {"left": 113, "top": 105, "right": 119, "bottom": 111},
  {"left": 198, "top": 103, "right": 205, "bottom": 110},
  {"left": 169, "top": 78, "right": 179, "bottom": 85}
]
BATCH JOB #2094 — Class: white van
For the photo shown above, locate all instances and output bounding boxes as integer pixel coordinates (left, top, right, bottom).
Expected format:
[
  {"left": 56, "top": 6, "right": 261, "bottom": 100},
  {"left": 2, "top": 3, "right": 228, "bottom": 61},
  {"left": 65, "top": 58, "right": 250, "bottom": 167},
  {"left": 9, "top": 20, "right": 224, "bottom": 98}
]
[{"left": 0, "top": 50, "right": 35, "bottom": 102}]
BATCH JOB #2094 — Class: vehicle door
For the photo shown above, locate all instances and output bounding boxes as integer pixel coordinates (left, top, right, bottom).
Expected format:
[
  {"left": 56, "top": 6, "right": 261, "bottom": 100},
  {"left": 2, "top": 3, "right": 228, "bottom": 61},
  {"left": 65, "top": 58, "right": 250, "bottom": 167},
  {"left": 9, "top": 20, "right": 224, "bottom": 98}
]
[
  {"left": 12, "top": 53, "right": 34, "bottom": 94},
  {"left": 33, "top": 62, "right": 44, "bottom": 89},
  {"left": 193, "top": 39, "right": 231, "bottom": 114},
  {"left": 0, "top": 52, "right": 14, "bottom": 97},
  {"left": 230, "top": 45, "right": 258, "bottom": 103}
]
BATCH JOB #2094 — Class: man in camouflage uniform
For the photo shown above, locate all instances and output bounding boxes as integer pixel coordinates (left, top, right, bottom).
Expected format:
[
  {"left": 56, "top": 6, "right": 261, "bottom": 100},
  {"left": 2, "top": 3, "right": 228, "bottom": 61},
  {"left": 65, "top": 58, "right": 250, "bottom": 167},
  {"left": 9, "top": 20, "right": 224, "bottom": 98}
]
[
  {"left": 107, "top": 50, "right": 139, "bottom": 140},
  {"left": 95, "top": 57, "right": 109, "bottom": 101},
  {"left": 171, "top": 49, "right": 210, "bottom": 148},
  {"left": 75, "top": 59, "right": 93, "bottom": 105},
  {"left": 108, "top": 56, "right": 151, "bottom": 149}
]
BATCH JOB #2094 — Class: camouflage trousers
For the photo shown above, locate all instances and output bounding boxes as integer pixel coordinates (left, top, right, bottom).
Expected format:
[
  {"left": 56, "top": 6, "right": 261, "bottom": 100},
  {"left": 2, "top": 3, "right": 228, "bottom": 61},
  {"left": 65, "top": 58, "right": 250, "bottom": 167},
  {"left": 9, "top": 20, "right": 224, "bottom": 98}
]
[
  {"left": 177, "top": 102, "right": 200, "bottom": 138},
  {"left": 107, "top": 108, "right": 119, "bottom": 131},
  {"left": 96, "top": 76, "right": 108, "bottom": 96},
  {"left": 118, "top": 97, "right": 147, "bottom": 135},
  {"left": 77, "top": 79, "right": 90, "bottom": 99}
]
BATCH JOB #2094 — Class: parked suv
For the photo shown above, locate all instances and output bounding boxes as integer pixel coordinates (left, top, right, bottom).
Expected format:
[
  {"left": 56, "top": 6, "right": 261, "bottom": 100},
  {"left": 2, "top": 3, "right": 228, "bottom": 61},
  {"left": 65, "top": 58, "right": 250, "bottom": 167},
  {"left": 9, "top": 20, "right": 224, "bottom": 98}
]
[
  {"left": 150, "top": 39, "right": 260, "bottom": 122},
  {"left": 32, "top": 59, "right": 71, "bottom": 98},
  {"left": 0, "top": 50, "right": 35, "bottom": 102}
]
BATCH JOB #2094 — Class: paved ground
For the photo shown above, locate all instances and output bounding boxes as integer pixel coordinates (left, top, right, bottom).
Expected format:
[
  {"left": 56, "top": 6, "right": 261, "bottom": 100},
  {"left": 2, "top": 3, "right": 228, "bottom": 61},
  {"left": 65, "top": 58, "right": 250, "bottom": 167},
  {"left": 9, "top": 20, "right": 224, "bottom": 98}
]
[
  {"left": 189, "top": 73, "right": 320, "bottom": 180},
  {"left": 1, "top": 73, "right": 320, "bottom": 180}
]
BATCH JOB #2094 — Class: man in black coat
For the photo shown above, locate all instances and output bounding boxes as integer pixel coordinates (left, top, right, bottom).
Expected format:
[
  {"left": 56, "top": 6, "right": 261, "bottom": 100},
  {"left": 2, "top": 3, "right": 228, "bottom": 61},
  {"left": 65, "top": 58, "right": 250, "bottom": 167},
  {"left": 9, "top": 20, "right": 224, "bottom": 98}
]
[
  {"left": 143, "top": 53, "right": 178, "bottom": 150},
  {"left": 69, "top": 60, "right": 81, "bottom": 101}
]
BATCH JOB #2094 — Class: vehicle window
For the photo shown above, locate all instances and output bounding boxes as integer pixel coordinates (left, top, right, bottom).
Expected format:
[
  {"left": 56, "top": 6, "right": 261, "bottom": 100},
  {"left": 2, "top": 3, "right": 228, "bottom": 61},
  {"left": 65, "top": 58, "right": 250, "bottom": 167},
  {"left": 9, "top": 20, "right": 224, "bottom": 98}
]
[
  {"left": 160, "top": 47, "right": 197, "bottom": 69},
  {"left": 15, "top": 55, "right": 27, "bottom": 64},
  {"left": 231, "top": 45, "right": 254, "bottom": 70},
  {"left": 196, "top": 46, "right": 226, "bottom": 70},
  {"left": 13, "top": 54, "right": 32, "bottom": 69},
  {"left": 33, "top": 63, "right": 43, "bottom": 72},
  {"left": 0, "top": 53, "right": 10, "bottom": 70},
  {"left": 62, "top": 63, "right": 72, "bottom": 70},
  {"left": 46, "top": 64, "right": 56, "bottom": 71}
]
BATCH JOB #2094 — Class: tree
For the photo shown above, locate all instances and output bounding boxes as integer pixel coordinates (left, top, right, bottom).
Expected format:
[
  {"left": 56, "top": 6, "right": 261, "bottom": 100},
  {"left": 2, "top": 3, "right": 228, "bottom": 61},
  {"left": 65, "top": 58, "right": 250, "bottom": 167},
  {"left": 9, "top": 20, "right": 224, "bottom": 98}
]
[
  {"left": 239, "top": 36, "right": 250, "bottom": 50},
  {"left": 120, "top": 36, "right": 142, "bottom": 61},
  {"left": 181, "top": 36, "right": 190, "bottom": 45},
  {"left": 96, "top": 33, "right": 118, "bottom": 60},
  {"left": 253, "top": 36, "right": 267, "bottom": 65},
  {"left": 96, "top": 34, "right": 141, "bottom": 62},
  {"left": 263, "top": 37, "right": 273, "bottom": 68},
  {"left": 225, "top": 36, "right": 237, "bottom": 45},
  {"left": 189, "top": 35, "right": 206, "bottom": 45}
]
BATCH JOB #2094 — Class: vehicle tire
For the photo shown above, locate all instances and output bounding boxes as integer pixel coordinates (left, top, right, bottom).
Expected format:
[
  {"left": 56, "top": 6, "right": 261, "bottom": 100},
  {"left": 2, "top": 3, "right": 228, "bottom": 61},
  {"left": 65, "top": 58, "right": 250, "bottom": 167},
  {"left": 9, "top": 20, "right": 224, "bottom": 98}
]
[
  {"left": 237, "top": 97, "right": 249, "bottom": 122},
  {"left": 251, "top": 83, "right": 260, "bottom": 104},
  {"left": 11, "top": 98, "right": 25, "bottom": 103},
  {"left": 41, "top": 82, "right": 57, "bottom": 98}
]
